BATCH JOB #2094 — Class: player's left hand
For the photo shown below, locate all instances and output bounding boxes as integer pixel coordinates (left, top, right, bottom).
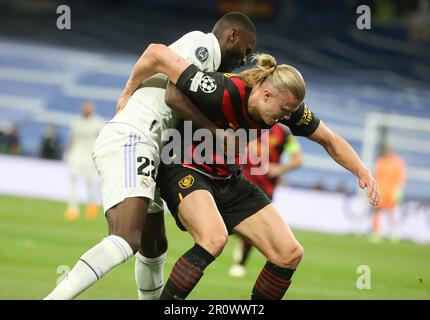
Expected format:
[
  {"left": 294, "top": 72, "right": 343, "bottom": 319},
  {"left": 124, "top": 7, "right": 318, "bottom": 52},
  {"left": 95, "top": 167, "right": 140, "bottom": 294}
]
[{"left": 358, "top": 171, "right": 380, "bottom": 207}]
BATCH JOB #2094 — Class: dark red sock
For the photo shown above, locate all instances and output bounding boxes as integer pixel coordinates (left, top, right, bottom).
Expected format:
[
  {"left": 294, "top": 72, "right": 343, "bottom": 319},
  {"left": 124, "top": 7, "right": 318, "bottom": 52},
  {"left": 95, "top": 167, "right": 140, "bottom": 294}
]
[
  {"left": 160, "top": 243, "right": 214, "bottom": 300},
  {"left": 251, "top": 261, "right": 295, "bottom": 300}
]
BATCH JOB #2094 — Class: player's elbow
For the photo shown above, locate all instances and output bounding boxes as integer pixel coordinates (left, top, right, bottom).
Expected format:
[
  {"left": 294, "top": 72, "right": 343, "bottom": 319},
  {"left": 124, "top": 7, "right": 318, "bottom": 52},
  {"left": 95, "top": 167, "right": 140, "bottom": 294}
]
[{"left": 144, "top": 43, "right": 168, "bottom": 69}]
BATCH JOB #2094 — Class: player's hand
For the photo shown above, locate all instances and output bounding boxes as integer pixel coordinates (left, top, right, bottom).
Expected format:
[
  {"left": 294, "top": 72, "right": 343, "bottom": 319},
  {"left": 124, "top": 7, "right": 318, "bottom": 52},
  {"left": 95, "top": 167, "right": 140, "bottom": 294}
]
[
  {"left": 267, "top": 163, "right": 284, "bottom": 178},
  {"left": 116, "top": 93, "right": 131, "bottom": 113},
  {"left": 358, "top": 171, "right": 380, "bottom": 207}
]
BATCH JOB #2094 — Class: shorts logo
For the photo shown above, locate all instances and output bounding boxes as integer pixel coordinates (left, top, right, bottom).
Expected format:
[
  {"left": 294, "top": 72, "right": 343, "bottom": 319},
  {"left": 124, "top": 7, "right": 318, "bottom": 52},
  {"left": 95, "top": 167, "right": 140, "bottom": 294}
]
[
  {"left": 195, "top": 47, "right": 209, "bottom": 62},
  {"left": 179, "top": 175, "right": 195, "bottom": 189},
  {"left": 140, "top": 176, "right": 150, "bottom": 188},
  {"left": 199, "top": 75, "right": 217, "bottom": 93}
]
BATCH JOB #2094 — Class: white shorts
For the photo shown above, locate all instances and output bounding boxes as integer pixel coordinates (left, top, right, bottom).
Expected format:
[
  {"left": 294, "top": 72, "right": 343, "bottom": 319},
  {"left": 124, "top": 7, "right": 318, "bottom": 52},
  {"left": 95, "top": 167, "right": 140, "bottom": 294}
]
[{"left": 92, "top": 123, "right": 160, "bottom": 213}]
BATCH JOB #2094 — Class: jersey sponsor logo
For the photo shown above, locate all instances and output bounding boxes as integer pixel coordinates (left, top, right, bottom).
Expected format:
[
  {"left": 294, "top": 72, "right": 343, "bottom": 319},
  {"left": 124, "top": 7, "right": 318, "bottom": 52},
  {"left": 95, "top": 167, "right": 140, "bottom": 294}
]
[
  {"left": 195, "top": 46, "right": 209, "bottom": 62},
  {"left": 199, "top": 75, "right": 217, "bottom": 93},
  {"left": 295, "top": 105, "right": 313, "bottom": 126},
  {"left": 179, "top": 174, "right": 195, "bottom": 189}
]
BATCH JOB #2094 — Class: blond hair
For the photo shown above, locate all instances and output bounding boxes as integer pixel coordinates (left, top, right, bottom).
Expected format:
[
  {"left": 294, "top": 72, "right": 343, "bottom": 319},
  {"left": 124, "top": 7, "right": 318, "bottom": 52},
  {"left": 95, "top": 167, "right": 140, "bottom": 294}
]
[{"left": 239, "top": 53, "right": 306, "bottom": 102}]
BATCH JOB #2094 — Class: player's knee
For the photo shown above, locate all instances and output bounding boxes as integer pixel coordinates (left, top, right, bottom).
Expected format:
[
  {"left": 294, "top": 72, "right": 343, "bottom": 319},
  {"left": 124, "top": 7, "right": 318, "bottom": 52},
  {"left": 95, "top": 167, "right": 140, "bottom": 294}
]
[
  {"left": 285, "top": 242, "right": 304, "bottom": 268},
  {"left": 198, "top": 233, "right": 228, "bottom": 257},
  {"left": 111, "top": 229, "right": 142, "bottom": 254},
  {"left": 291, "top": 242, "right": 304, "bottom": 264},
  {"left": 127, "top": 235, "right": 142, "bottom": 254},
  {"left": 270, "top": 242, "right": 304, "bottom": 269}
]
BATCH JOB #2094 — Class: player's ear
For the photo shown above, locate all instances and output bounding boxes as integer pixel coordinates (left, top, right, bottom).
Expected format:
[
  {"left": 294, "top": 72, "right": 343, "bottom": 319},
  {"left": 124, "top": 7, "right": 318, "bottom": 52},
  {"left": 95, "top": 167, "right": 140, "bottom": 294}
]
[{"left": 263, "top": 88, "right": 271, "bottom": 101}]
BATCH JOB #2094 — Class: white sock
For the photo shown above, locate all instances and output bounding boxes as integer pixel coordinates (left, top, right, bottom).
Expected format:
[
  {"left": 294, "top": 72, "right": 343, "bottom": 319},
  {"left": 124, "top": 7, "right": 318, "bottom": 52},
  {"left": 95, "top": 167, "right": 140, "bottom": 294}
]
[
  {"left": 135, "top": 251, "right": 166, "bottom": 300},
  {"left": 44, "top": 235, "right": 133, "bottom": 300}
]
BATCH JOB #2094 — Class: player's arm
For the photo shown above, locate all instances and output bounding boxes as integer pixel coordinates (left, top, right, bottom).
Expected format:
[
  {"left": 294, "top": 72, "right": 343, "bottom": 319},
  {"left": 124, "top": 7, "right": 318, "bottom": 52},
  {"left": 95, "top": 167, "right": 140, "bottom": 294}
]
[
  {"left": 165, "top": 81, "right": 218, "bottom": 135},
  {"left": 307, "top": 121, "right": 380, "bottom": 206},
  {"left": 281, "top": 103, "right": 379, "bottom": 206},
  {"left": 166, "top": 66, "right": 241, "bottom": 155},
  {"left": 267, "top": 136, "right": 303, "bottom": 178},
  {"left": 116, "top": 44, "right": 192, "bottom": 112}
]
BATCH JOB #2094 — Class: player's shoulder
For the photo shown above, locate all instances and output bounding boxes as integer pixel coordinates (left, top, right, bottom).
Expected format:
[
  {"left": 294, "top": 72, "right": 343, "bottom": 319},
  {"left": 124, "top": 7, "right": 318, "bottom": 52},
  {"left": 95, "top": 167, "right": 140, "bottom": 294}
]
[
  {"left": 171, "top": 31, "right": 219, "bottom": 68},
  {"left": 179, "top": 31, "right": 212, "bottom": 44},
  {"left": 182, "top": 30, "right": 207, "bottom": 38}
]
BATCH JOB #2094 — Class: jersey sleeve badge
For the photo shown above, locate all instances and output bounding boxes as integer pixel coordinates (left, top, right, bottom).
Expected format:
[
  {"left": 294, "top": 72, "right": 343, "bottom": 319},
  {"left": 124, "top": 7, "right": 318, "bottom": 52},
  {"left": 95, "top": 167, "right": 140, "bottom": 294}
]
[
  {"left": 195, "top": 47, "right": 209, "bottom": 62},
  {"left": 199, "top": 75, "right": 217, "bottom": 93}
]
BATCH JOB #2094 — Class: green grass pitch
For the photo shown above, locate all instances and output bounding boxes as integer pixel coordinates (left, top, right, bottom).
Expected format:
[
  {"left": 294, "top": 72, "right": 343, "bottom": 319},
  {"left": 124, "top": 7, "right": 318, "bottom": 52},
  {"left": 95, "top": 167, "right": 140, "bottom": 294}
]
[{"left": 0, "top": 194, "right": 429, "bottom": 300}]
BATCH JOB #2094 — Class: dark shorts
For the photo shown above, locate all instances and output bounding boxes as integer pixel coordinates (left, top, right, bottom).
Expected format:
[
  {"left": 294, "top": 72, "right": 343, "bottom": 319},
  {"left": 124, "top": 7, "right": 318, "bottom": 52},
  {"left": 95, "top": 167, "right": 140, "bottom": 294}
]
[{"left": 157, "top": 164, "right": 271, "bottom": 234}]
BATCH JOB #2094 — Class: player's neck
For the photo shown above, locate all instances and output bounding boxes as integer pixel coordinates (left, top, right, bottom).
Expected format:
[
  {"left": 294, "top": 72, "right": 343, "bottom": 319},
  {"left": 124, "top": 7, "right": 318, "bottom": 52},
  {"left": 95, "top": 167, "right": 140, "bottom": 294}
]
[{"left": 247, "top": 88, "right": 262, "bottom": 122}]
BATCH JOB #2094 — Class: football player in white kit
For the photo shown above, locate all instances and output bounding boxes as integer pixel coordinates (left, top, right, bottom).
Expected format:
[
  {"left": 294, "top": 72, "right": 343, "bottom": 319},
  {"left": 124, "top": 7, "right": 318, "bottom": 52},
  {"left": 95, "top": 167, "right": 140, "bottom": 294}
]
[
  {"left": 65, "top": 102, "right": 104, "bottom": 221},
  {"left": 44, "top": 12, "right": 256, "bottom": 300}
]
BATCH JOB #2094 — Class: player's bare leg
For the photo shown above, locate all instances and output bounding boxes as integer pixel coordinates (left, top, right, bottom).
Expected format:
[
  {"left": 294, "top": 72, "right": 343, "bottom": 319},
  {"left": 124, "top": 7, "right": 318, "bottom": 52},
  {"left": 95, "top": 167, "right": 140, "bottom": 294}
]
[
  {"left": 44, "top": 197, "right": 148, "bottom": 300},
  {"left": 233, "top": 204, "right": 304, "bottom": 300},
  {"left": 135, "top": 193, "right": 168, "bottom": 300},
  {"left": 159, "top": 190, "right": 227, "bottom": 300}
]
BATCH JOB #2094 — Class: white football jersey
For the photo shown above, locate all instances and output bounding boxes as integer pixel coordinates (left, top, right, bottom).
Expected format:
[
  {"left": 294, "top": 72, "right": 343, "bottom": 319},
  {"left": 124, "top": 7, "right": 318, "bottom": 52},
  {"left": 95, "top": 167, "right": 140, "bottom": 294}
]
[{"left": 109, "top": 31, "right": 221, "bottom": 151}]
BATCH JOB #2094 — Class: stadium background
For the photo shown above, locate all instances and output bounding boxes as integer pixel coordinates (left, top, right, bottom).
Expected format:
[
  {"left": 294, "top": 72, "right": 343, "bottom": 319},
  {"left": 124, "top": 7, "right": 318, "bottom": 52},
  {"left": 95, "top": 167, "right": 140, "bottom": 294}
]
[{"left": 0, "top": 0, "right": 429, "bottom": 299}]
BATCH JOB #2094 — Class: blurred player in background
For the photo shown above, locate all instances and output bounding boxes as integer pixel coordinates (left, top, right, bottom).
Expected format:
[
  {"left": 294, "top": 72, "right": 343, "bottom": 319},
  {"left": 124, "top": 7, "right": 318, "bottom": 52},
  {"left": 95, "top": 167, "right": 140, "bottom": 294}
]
[
  {"left": 370, "top": 146, "right": 406, "bottom": 243},
  {"left": 229, "top": 124, "right": 303, "bottom": 278},
  {"left": 64, "top": 102, "right": 104, "bottom": 221},
  {"left": 44, "top": 12, "right": 256, "bottom": 300}
]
